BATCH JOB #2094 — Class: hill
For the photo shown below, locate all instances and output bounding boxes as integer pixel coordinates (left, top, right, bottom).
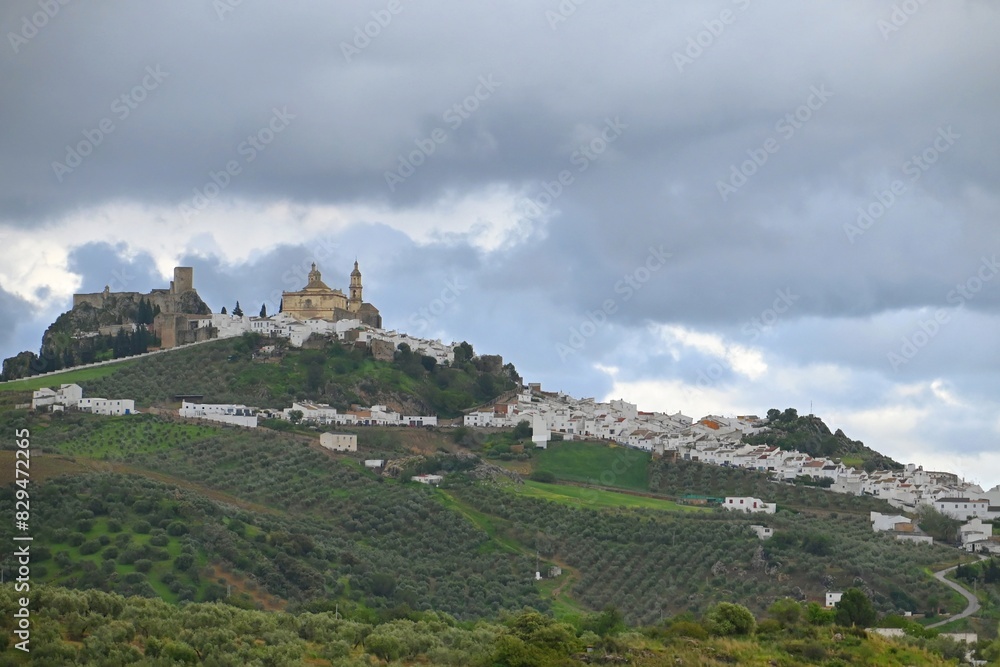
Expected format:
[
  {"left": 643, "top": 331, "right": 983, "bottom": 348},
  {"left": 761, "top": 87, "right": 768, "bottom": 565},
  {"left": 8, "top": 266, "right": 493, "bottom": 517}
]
[
  {"left": 0, "top": 325, "right": 989, "bottom": 662},
  {"left": 1, "top": 292, "right": 210, "bottom": 380},
  {"left": 746, "top": 408, "right": 902, "bottom": 471},
  {"left": 3, "top": 334, "right": 520, "bottom": 418}
]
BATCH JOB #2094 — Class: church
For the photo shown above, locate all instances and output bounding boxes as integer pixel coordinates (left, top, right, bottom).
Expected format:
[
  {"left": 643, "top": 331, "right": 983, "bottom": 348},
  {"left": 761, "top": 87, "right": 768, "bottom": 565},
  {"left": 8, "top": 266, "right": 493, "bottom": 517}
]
[{"left": 281, "top": 261, "right": 382, "bottom": 328}]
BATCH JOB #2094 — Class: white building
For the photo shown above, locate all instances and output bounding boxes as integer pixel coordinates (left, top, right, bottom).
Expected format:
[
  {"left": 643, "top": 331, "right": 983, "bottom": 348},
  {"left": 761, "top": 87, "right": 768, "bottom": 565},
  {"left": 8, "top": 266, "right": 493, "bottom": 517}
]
[
  {"left": 934, "top": 497, "right": 991, "bottom": 520},
  {"left": 78, "top": 398, "right": 136, "bottom": 416},
  {"left": 403, "top": 415, "right": 438, "bottom": 427},
  {"left": 532, "top": 414, "right": 550, "bottom": 449},
  {"left": 825, "top": 592, "right": 843, "bottom": 608},
  {"left": 412, "top": 474, "right": 444, "bottom": 485},
  {"left": 749, "top": 525, "right": 773, "bottom": 540},
  {"left": 284, "top": 401, "right": 342, "bottom": 424},
  {"left": 31, "top": 383, "right": 83, "bottom": 410},
  {"left": 959, "top": 518, "right": 992, "bottom": 546},
  {"left": 870, "top": 512, "right": 912, "bottom": 533},
  {"left": 179, "top": 401, "right": 257, "bottom": 427},
  {"left": 723, "top": 497, "right": 776, "bottom": 514},
  {"left": 320, "top": 432, "right": 357, "bottom": 452}
]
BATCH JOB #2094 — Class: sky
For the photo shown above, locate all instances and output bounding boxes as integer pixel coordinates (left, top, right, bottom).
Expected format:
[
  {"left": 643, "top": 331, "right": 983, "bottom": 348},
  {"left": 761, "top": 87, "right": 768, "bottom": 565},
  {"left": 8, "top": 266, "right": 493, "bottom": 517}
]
[{"left": 2, "top": 1, "right": 999, "bottom": 486}]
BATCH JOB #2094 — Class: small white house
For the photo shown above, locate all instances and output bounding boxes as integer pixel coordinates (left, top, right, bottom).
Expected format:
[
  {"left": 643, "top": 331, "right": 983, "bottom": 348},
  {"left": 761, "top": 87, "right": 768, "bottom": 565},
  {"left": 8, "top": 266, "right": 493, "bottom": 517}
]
[
  {"left": 749, "top": 525, "right": 773, "bottom": 540},
  {"left": 78, "top": 398, "right": 136, "bottom": 416},
  {"left": 412, "top": 474, "right": 443, "bottom": 485},
  {"left": 870, "top": 511, "right": 912, "bottom": 532},
  {"left": 403, "top": 415, "right": 438, "bottom": 427},
  {"left": 179, "top": 401, "right": 256, "bottom": 427},
  {"left": 723, "top": 497, "right": 776, "bottom": 514},
  {"left": 825, "top": 592, "right": 843, "bottom": 608},
  {"left": 31, "top": 383, "right": 83, "bottom": 410},
  {"left": 364, "top": 460, "right": 385, "bottom": 469},
  {"left": 959, "top": 518, "right": 991, "bottom": 543},
  {"left": 532, "top": 415, "right": 550, "bottom": 449},
  {"left": 320, "top": 432, "right": 357, "bottom": 452}
]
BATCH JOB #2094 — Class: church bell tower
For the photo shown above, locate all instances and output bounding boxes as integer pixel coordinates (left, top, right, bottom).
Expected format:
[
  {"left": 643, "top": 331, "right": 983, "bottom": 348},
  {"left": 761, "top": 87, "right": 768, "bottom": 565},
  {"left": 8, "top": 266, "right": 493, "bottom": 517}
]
[{"left": 348, "top": 260, "right": 363, "bottom": 312}]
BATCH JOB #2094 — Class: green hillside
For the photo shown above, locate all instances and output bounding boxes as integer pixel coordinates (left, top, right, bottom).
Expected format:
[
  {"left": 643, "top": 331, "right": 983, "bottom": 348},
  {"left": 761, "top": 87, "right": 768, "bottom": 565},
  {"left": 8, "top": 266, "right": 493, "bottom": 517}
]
[
  {"left": 2, "top": 334, "right": 519, "bottom": 418},
  {"left": 0, "top": 336, "right": 994, "bottom": 663}
]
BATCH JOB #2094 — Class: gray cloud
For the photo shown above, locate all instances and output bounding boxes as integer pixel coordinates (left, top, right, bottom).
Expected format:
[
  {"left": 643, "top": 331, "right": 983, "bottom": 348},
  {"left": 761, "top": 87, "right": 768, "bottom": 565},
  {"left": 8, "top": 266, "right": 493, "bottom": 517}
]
[{"left": 3, "top": 0, "right": 1000, "bottom": 478}]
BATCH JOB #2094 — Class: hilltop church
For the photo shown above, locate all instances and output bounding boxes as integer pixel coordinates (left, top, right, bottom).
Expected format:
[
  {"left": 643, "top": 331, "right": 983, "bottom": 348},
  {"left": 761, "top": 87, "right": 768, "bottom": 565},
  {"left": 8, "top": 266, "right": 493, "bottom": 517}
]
[{"left": 281, "top": 261, "right": 382, "bottom": 328}]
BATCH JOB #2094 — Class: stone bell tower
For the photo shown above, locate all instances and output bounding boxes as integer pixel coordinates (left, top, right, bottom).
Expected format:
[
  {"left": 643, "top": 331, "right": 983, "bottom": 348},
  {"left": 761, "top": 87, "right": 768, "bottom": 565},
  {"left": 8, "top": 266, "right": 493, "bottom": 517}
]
[{"left": 348, "top": 260, "right": 363, "bottom": 313}]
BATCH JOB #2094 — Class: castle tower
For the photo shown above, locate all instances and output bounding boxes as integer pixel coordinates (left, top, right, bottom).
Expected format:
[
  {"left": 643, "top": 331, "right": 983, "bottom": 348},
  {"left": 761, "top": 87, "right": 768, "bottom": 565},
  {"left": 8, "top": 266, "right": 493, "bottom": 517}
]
[
  {"left": 348, "top": 260, "right": 362, "bottom": 312},
  {"left": 173, "top": 267, "right": 194, "bottom": 293}
]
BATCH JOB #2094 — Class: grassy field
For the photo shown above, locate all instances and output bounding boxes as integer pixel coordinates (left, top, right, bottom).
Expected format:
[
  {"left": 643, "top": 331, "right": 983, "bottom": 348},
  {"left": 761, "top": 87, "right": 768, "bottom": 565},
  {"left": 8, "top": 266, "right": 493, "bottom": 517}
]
[
  {"left": 0, "top": 362, "right": 131, "bottom": 392},
  {"left": 514, "top": 480, "right": 710, "bottom": 513},
  {"left": 533, "top": 441, "right": 652, "bottom": 491}
]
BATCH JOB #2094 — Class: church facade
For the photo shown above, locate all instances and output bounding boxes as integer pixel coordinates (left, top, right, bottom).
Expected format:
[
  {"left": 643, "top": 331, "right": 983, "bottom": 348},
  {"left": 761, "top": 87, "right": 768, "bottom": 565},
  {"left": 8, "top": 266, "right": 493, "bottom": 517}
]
[{"left": 281, "top": 262, "right": 381, "bottom": 328}]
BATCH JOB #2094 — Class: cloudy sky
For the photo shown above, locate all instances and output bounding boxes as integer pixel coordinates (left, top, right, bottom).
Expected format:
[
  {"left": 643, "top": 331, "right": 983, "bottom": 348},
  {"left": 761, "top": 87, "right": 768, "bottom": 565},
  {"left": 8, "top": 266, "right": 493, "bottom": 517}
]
[{"left": 2, "top": 1, "right": 999, "bottom": 485}]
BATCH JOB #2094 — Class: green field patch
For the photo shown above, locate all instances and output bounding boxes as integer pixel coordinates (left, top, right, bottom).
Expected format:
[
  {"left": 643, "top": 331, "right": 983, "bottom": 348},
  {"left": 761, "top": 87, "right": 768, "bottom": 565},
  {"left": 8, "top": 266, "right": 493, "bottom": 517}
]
[
  {"left": 0, "top": 362, "right": 135, "bottom": 392},
  {"left": 532, "top": 441, "right": 651, "bottom": 491},
  {"left": 514, "top": 480, "right": 709, "bottom": 512}
]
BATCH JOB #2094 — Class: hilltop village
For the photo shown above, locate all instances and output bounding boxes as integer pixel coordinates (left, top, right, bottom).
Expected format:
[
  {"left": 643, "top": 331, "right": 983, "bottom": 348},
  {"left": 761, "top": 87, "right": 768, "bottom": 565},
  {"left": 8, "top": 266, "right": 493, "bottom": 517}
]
[
  {"left": 466, "top": 386, "right": 1000, "bottom": 530},
  {"left": 21, "top": 260, "right": 1000, "bottom": 547}
]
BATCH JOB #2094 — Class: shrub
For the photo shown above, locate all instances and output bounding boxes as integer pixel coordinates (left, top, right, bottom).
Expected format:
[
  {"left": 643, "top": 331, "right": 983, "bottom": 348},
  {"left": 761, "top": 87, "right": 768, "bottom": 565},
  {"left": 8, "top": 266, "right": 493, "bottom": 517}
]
[
  {"left": 79, "top": 540, "right": 101, "bottom": 556},
  {"left": 704, "top": 602, "right": 756, "bottom": 636}
]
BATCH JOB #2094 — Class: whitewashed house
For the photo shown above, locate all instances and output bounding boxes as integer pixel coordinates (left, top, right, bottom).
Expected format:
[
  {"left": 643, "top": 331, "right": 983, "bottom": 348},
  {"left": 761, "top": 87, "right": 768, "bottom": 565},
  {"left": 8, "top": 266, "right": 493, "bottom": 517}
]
[
  {"left": 749, "top": 525, "right": 773, "bottom": 540},
  {"left": 723, "top": 497, "right": 776, "bottom": 514},
  {"left": 959, "top": 518, "right": 992, "bottom": 546},
  {"left": 31, "top": 383, "right": 83, "bottom": 410},
  {"left": 532, "top": 414, "right": 550, "bottom": 449},
  {"left": 412, "top": 474, "right": 443, "bottom": 485},
  {"left": 934, "top": 497, "right": 991, "bottom": 520},
  {"left": 403, "top": 415, "right": 438, "bottom": 427},
  {"left": 78, "top": 398, "right": 136, "bottom": 416},
  {"left": 320, "top": 432, "right": 357, "bottom": 452},
  {"left": 870, "top": 512, "right": 912, "bottom": 533},
  {"left": 179, "top": 401, "right": 256, "bottom": 427}
]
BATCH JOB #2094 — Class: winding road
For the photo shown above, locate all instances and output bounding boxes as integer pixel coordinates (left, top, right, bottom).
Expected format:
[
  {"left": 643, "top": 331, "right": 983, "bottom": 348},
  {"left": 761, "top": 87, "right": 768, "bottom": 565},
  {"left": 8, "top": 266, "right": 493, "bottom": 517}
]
[{"left": 926, "top": 556, "right": 986, "bottom": 629}]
